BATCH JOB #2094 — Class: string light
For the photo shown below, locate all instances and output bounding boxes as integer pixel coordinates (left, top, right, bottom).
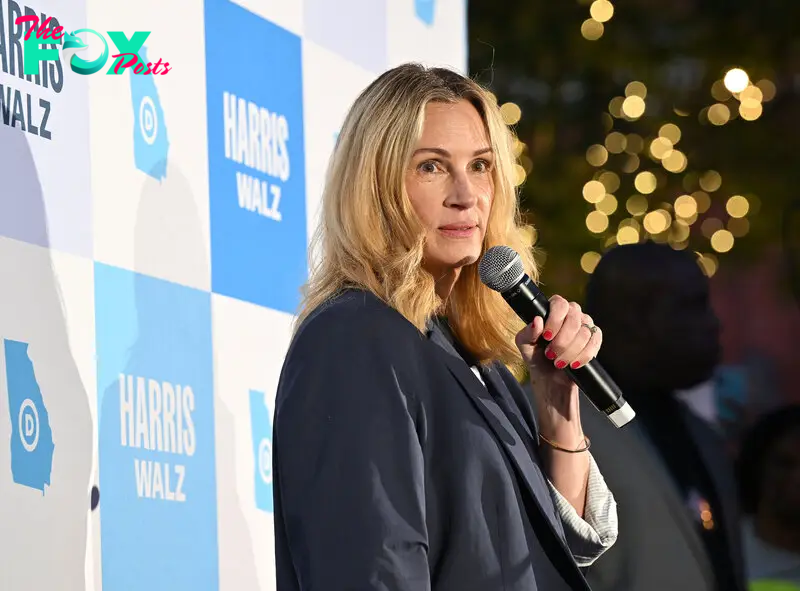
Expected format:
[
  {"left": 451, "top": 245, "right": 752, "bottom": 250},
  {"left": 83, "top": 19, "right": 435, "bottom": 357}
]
[
  {"left": 596, "top": 193, "right": 619, "bottom": 215},
  {"left": 670, "top": 219, "right": 691, "bottom": 243},
  {"left": 643, "top": 209, "right": 671, "bottom": 234},
  {"left": 662, "top": 149, "right": 688, "bottom": 173},
  {"left": 728, "top": 217, "right": 750, "bottom": 237},
  {"left": 701, "top": 217, "right": 724, "bottom": 238},
  {"left": 622, "top": 95, "right": 646, "bottom": 119},
  {"left": 617, "top": 224, "right": 640, "bottom": 245},
  {"left": 674, "top": 194, "right": 698, "bottom": 219},
  {"left": 756, "top": 79, "right": 777, "bottom": 101},
  {"left": 697, "top": 253, "right": 719, "bottom": 277},
  {"left": 605, "top": 131, "right": 627, "bottom": 153},
  {"left": 724, "top": 68, "right": 750, "bottom": 93},
  {"left": 608, "top": 96, "right": 625, "bottom": 118},
  {"left": 711, "top": 80, "right": 732, "bottom": 102},
  {"left": 500, "top": 102, "right": 522, "bottom": 125},
  {"left": 626, "top": 194, "right": 649, "bottom": 216},
  {"left": 577, "top": 59, "right": 764, "bottom": 274},
  {"left": 711, "top": 229, "right": 735, "bottom": 252},
  {"left": 581, "top": 19, "right": 604, "bottom": 41},
  {"left": 586, "top": 144, "right": 609, "bottom": 167},
  {"left": 583, "top": 180, "right": 606, "bottom": 203},
  {"left": 598, "top": 171, "right": 621, "bottom": 192},
  {"left": 659, "top": 123, "right": 682, "bottom": 144},
  {"left": 699, "top": 171, "right": 722, "bottom": 192},
  {"left": 513, "top": 164, "right": 527, "bottom": 186},
  {"left": 649, "top": 137, "right": 673, "bottom": 160},
  {"left": 586, "top": 210, "right": 610, "bottom": 233},
  {"left": 708, "top": 103, "right": 731, "bottom": 126},
  {"left": 726, "top": 195, "right": 750, "bottom": 218},
  {"left": 693, "top": 191, "right": 712, "bottom": 213},
  {"left": 634, "top": 171, "right": 657, "bottom": 194},
  {"left": 580, "top": 251, "right": 602, "bottom": 273},
  {"left": 625, "top": 81, "right": 647, "bottom": 99},
  {"left": 590, "top": 0, "right": 615, "bottom": 22},
  {"left": 625, "top": 134, "right": 644, "bottom": 154}
]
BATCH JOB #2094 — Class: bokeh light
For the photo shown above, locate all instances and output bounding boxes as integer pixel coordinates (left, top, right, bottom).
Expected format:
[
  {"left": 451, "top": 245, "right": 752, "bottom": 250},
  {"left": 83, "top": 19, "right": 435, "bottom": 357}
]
[
  {"left": 659, "top": 123, "right": 682, "bottom": 144},
  {"left": 590, "top": 0, "right": 615, "bottom": 22},
  {"left": 625, "top": 134, "right": 644, "bottom": 154},
  {"left": 580, "top": 251, "right": 602, "bottom": 273},
  {"left": 756, "top": 79, "right": 777, "bottom": 101},
  {"left": 740, "top": 100, "right": 763, "bottom": 121},
  {"left": 500, "top": 102, "right": 522, "bottom": 125},
  {"left": 693, "top": 191, "right": 712, "bottom": 213},
  {"left": 621, "top": 154, "right": 641, "bottom": 173},
  {"left": 649, "top": 137, "right": 674, "bottom": 160},
  {"left": 586, "top": 144, "right": 609, "bottom": 167},
  {"left": 674, "top": 194, "right": 698, "bottom": 218},
  {"left": 634, "top": 171, "right": 657, "bottom": 194},
  {"left": 581, "top": 19, "right": 604, "bottom": 40},
  {"left": 662, "top": 149, "right": 688, "bottom": 173},
  {"left": 617, "top": 225, "right": 640, "bottom": 245},
  {"left": 513, "top": 164, "right": 527, "bottom": 186},
  {"left": 701, "top": 217, "right": 724, "bottom": 237},
  {"left": 711, "top": 80, "right": 732, "bottom": 102},
  {"left": 670, "top": 220, "right": 691, "bottom": 243},
  {"left": 586, "top": 210, "right": 610, "bottom": 233},
  {"left": 625, "top": 81, "right": 647, "bottom": 99},
  {"left": 697, "top": 253, "right": 719, "bottom": 277},
  {"left": 699, "top": 170, "right": 722, "bottom": 192},
  {"left": 598, "top": 171, "right": 621, "bottom": 192},
  {"left": 708, "top": 103, "right": 731, "bottom": 126},
  {"left": 724, "top": 68, "right": 750, "bottom": 93},
  {"left": 726, "top": 195, "right": 750, "bottom": 218},
  {"left": 728, "top": 217, "right": 750, "bottom": 237},
  {"left": 626, "top": 194, "right": 649, "bottom": 215},
  {"left": 605, "top": 131, "right": 627, "bottom": 153},
  {"left": 643, "top": 209, "right": 671, "bottom": 234},
  {"left": 583, "top": 180, "right": 606, "bottom": 203},
  {"left": 711, "top": 229, "right": 735, "bottom": 252},
  {"left": 622, "top": 96, "right": 646, "bottom": 119},
  {"left": 596, "top": 193, "right": 619, "bottom": 215}
]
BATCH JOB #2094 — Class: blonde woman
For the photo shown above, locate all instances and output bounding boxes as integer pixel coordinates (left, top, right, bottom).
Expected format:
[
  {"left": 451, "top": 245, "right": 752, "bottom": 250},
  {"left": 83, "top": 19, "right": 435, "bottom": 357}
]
[{"left": 272, "top": 63, "right": 618, "bottom": 591}]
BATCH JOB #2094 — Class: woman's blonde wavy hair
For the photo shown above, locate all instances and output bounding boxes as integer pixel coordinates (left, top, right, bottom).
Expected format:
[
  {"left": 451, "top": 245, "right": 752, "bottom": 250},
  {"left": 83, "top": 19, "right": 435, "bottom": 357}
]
[{"left": 296, "top": 63, "right": 538, "bottom": 370}]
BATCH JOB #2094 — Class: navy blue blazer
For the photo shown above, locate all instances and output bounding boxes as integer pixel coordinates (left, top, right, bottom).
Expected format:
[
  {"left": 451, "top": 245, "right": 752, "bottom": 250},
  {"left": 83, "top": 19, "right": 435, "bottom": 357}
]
[{"left": 272, "top": 289, "right": 594, "bottom": 590}]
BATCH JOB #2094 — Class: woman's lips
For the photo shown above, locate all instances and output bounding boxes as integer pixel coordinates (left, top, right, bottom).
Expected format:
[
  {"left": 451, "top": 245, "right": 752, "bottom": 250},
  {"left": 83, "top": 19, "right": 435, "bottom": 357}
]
[{"left": 438, "top": 224, "right": 477, "bottom": 238}]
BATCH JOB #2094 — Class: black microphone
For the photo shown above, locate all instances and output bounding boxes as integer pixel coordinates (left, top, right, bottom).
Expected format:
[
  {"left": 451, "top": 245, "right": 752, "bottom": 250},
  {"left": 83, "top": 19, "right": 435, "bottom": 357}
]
[{"left": 479, "top": 245, "right": 635, "bottom": 428}]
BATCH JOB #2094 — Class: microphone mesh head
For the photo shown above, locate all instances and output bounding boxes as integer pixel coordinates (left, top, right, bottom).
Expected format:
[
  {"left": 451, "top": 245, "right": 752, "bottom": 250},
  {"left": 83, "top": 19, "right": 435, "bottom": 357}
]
[{"left": 479, "top": 246, "right": 525, "bottom": 292}]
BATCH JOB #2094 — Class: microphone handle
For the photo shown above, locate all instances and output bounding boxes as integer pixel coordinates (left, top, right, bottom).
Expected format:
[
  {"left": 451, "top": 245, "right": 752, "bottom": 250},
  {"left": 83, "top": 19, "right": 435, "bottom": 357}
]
[{"left": 503, "top": 275, "right": 635, "bottom": 428}]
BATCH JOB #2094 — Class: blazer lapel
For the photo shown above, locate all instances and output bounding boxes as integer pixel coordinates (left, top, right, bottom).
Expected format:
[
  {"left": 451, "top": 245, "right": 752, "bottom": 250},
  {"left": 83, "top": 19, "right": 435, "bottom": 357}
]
[{"left": 426, "top": 323, "right": 566, "bottom": 540}]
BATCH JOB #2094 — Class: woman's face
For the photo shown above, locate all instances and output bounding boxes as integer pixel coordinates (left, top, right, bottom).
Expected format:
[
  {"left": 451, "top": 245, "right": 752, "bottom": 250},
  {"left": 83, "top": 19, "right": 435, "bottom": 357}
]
[{"left": 406, "top": 99, "right": 494, "bottom": 279}]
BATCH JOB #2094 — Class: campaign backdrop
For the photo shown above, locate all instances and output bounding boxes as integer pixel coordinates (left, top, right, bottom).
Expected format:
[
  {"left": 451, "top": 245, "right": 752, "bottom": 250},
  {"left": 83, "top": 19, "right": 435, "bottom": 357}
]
[{"left": 0, "top": 0, "right": 466, "bottom": 588}]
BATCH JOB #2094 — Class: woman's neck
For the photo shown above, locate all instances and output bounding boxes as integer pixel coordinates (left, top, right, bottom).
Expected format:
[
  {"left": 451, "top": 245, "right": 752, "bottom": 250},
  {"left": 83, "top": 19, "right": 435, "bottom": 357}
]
[{"left": 431, "top": 266, "right": 461, "bottom": 302}]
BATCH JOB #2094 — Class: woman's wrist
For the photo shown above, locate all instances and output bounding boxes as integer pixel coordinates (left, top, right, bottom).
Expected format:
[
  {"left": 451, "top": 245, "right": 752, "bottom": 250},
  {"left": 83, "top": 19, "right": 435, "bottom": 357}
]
[{"left": 532, "top": 380, "right": 584, "bottom": 445}]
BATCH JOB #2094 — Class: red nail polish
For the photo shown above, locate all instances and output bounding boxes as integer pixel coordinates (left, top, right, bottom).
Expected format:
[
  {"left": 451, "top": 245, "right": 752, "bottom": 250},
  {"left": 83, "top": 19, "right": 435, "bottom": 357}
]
[
  {"left": 543, "top": 330, "right": 553, "bottom": 340},
  {"left": 570, "top": 361, "right": 581, "bottom": 369},
  {"left": 545, "top": 349, "right": 556, "bottom": 360},
  {"left": 555, "top": 360, "right": 567, "bottom": 369}
]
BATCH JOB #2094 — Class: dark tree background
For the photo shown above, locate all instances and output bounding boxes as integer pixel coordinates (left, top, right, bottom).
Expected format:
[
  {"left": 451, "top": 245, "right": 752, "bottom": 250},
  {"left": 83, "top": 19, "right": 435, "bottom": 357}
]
[{"left": 468, "top": 0, "right": 800, "bottom": 302}]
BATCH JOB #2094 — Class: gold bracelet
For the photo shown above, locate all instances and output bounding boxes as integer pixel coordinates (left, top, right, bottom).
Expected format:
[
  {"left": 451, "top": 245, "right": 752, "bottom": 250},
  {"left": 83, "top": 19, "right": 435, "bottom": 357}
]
[{"left": 539, "top": 433, "right": 591, "bottom": 453}]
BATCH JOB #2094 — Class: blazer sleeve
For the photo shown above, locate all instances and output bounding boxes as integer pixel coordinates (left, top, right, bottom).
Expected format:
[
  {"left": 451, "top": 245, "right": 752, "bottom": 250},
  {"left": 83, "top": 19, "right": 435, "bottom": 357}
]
[
  {"left": 546, "top": 454, "right": 619, "bottom": 566},
  {"left": 273, "top": 310, "right": 430, "bottom": 591}
]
